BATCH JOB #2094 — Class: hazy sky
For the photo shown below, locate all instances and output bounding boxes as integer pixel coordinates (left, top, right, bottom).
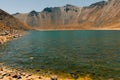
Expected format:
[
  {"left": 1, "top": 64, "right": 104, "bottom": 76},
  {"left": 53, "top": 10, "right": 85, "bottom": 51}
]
[{"left": 0, "top": 0, "right": 107, "bottom": 14}]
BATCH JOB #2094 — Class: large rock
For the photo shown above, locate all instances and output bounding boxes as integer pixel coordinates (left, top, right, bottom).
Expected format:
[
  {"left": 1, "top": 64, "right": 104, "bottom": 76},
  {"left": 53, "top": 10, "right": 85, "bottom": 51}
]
[{"left": 0, "top": 36, "right": 7, "bottom": 44}]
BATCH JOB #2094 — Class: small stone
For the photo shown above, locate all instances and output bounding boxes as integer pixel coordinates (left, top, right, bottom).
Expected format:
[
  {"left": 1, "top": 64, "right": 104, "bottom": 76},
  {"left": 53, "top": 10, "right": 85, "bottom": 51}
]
[
  {"left": 8, "top": 72, "right": 15, "bottom": 76},
  {"left": 70, "top": 73, "right": 79, "bottom": 79},
  {"left": 26, "top": 74, "right": 32, "bottom": 78},
  {"left": 36, "top": 69, "right": 40, "bottom": 72},
  {"left": 12, "top": 75, "right": 18, "bottom": 78},
  {"left": 50, "top": 75, "right": 58, "bottom": 80},
  {"left": 0, "top": 67, "right": 3, "bottom": 71},
  {"left": 20, "top": 72, "right": 26, "bottom": 76},
  {"left": 18, "top": 76, "right": 22, "bottom": 79},
  {"left": 12, "top": 75, "right": 22, "bottom": 79},
  {"left": 5, "top": 73, "right": 11, "bottom": 77},
  {"left": 2, "top": 73, "right": 7, "bottom": 76},
  {"left": 38, "top": 76, "right": 42, "bottom": 79}
]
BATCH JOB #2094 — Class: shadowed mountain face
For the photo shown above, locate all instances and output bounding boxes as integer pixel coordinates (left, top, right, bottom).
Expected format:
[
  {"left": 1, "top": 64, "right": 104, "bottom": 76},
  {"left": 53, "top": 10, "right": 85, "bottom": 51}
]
[
  {"left": 13, "top": 0, "right": 120, "bottom": 29},
  {"left": 0, "top": 9, "right": 31, "bottom": 33}
]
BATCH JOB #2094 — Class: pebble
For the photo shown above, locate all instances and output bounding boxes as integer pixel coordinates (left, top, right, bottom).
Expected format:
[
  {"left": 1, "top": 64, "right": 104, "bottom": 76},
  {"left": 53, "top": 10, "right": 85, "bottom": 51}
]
[
  {"left": 20, "top": 72, "right": 26, "bottom": 76},
  {"left": 36, "top": 69, "right": 41, "bottom": 72},
  {"left": 2, "top": 73, "right": 7, "bottom": 76},
  {"left": 38, "top": 76, "right": 42, "bottom": 79},
  {"left": 12, "top": 74, "right": 22, "bottom": 79},
  {"left": 50, "top": 75, "right": 58, "bottom": 80},
  {"left": 26, "top": 74, "right": 32, "bottom": 78},
  {"left": 70, "top": 73, "right": 79, "bottom": 79},
  {"left": 0, "top": 67, "right": 3, "bottom": 71}
]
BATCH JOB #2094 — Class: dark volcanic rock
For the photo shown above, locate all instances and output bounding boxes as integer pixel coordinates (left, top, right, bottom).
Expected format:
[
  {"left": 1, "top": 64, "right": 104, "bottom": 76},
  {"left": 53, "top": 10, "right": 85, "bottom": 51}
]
[
  {"left": 89, "top": 1, "right": 107, "bottom": 8},
  {"left": 28, "top": 10, "right": 38, "bottom": 16},
  {"left": 12, "top": 75, "right": 22, "bottom": 79},
  {"left": 43, "top": 7, "right": 53, "bottom": 12}
]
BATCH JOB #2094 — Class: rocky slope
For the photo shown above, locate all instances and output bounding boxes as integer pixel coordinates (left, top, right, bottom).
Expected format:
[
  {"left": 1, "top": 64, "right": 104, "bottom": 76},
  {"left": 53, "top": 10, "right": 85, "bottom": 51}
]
[
  {"left": 0, "top": 9, "right": 30, "bottom": 44},
  {"left": 0, "top": 9, "right": 30, "bottom": 31},
  {"left": 0, "top": 63, "right": 92, "bottom": 80},
  {"left": 79, "top": 0, "right": 120, "bottom": 28},
  {"left": 13, "top": 0, "right": 120, "bottom": 30}
]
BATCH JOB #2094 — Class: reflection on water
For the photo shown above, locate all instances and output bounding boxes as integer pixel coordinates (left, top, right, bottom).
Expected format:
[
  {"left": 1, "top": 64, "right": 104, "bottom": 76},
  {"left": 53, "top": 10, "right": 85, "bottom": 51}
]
[{"left": 0, "top": 31, "right": 120, "bottom": 79}]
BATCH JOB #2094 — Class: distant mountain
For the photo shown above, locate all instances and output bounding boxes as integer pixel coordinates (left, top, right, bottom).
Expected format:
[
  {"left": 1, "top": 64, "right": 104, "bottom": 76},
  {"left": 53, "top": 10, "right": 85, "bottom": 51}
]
[{"left": 13, "top": 0, "right": 120, "bottom": 30}]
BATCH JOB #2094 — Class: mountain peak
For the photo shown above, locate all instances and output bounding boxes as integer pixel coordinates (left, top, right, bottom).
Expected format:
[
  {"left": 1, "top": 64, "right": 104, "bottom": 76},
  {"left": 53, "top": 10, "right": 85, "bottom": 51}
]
[
  {"left": 29, "top": 10, "right": 38, "bottom": 16},
  {"left": 13, "top": 12, "right": 20, "bottom": 15},
  {"left": 63, "top": 4, "right": 78, "bottom": 8},
  {"left": 62, "top": 4, "right": 80, "bottom": 13},
  {"left": 0, "top": 9, "right": 9, "bottom": 15},
  {"left": 89, "top": 1, "right": 107, "bottom": 8},
  {"left": 43, "top": 7, "right": 53, "bottom": 12},
  {"left": 64, "top": 4, "right": 75, "bottom": 7}
]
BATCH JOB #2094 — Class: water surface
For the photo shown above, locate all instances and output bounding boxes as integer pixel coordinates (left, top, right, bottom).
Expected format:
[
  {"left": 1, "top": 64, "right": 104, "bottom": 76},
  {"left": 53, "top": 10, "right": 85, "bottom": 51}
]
[{"left": 0, "top": 31, "right": 120, "bottom": 79}]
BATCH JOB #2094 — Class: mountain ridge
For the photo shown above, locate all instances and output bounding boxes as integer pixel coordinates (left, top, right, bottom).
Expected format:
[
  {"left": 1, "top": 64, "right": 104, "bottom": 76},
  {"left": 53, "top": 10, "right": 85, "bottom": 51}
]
[
  {"left": 0, "top": 9, "right": 31, "bottom": 31},
  {"left": 13, "top": 0, "right": 120, "bottom": 30}
]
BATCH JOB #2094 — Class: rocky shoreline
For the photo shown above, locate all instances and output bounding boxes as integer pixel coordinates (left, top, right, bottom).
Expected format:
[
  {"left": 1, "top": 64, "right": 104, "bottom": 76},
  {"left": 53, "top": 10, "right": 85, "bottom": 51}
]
[
  {"left": 0, "top": 66, "right": 66, "bottom": 80},
  {"left": 0, "top": 63, "right": 93, "bottom": 80},
  {"left": 0, "top": 30, "right": 23, "bottom": 44},
  {"left": 0, "top": 65, "right": 51, "bottom": 80},
  {"left": 0, "top": 63, "right": 59, "bottom": 80},
  {"left": 0, "top": 67, "right": 92, "bottom": 80}
]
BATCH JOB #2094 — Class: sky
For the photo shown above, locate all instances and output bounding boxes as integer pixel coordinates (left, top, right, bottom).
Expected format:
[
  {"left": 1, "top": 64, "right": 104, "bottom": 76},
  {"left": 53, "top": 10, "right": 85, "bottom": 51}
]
[{"left": 0, "top": 0, "right": 107, "bottom": 14}]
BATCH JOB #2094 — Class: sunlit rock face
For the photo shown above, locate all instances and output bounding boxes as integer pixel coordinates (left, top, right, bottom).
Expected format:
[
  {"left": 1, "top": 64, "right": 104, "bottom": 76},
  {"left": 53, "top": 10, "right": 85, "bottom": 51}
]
[
  {"left": 13, "top": 0, "right": 120, "bottom": 29},
  {"left": 79, "top": 0, "right": 120, "bottom": 27}
]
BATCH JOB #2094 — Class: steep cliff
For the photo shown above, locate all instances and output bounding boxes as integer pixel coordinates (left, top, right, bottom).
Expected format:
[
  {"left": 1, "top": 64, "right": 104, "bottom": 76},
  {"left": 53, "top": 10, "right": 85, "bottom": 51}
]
[
  {"left": 13, "top": 0, "right": 120, "bottom": 29},
  {"left": 79, "top": 0, "right": 120, "bottom": 28}
]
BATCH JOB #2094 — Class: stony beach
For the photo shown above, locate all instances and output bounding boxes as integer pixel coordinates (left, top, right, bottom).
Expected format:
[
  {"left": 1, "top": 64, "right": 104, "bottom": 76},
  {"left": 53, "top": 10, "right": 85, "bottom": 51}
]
[
  {"left": 0, "top": 30, "right": 24, "bottom": 44},
  {"left": 0, "top": 65, "right": 52, "bottom": 80},
  {"left": 0, "top": 63, "right": 93, "bottom": 80}
]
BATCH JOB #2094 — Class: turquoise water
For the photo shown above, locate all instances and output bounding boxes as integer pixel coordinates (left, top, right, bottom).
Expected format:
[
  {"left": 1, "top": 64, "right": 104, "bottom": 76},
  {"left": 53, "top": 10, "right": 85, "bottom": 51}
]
[{"left": 0, "top": 31, "right": 120, "bottom": 79}]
